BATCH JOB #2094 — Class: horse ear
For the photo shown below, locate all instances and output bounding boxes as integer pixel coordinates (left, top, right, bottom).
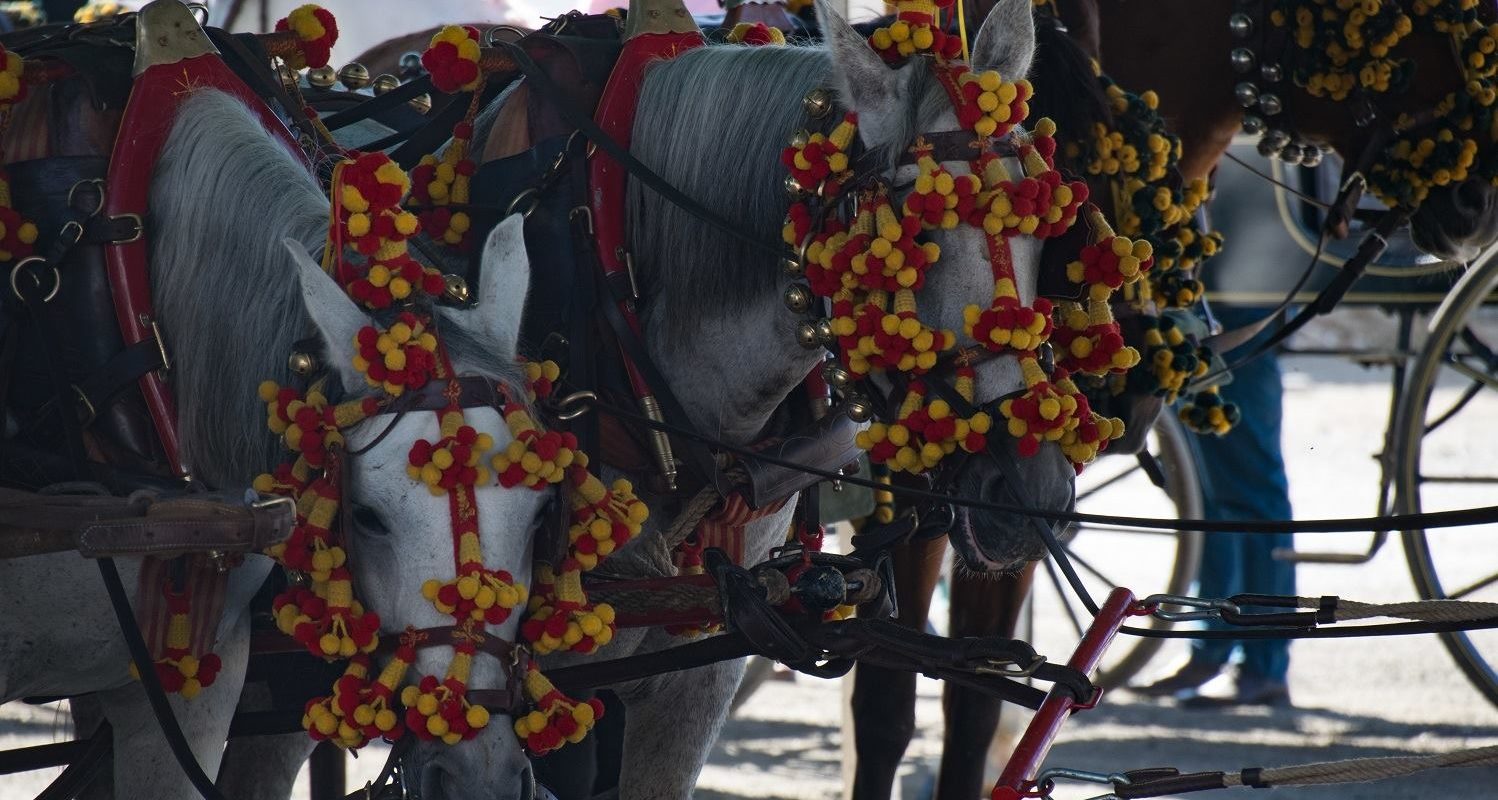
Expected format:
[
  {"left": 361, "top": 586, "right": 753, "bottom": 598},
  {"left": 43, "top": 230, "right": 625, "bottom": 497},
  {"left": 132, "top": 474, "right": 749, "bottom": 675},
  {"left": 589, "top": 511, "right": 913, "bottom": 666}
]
[
  {"left": 972, "top": 0, "right": 1036, "bottom": 81},
  {"left": 438, "top": 213, "right": 530, "bottom": 361},
  {"left": 817, "top": 0, "right": 911, "bottom": 148},
  {"left": 287, "top": 238, "right": 371, "bottom": 394}
]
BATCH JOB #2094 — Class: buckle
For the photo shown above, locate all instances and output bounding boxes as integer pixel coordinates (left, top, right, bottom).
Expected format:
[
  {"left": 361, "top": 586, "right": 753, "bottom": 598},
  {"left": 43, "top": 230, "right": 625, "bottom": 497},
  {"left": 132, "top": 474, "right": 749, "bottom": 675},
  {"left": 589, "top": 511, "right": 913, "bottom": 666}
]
[{"left": 107, "top": 214, "right": 145, "bottom": 244}]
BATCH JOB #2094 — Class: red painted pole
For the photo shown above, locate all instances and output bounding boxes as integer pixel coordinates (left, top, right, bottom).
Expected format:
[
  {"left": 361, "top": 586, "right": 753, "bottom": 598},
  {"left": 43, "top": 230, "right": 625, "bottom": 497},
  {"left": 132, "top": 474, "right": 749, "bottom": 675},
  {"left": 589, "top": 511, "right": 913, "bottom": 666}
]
[{"left": 990, "top": 587, "right": 1138, "bottom": 800}]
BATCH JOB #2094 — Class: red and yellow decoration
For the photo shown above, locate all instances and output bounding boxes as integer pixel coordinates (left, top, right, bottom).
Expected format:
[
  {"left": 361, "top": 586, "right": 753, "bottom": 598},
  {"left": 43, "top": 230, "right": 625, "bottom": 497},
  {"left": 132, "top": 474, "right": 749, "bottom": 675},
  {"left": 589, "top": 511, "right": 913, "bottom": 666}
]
[
  {"left": 513, "top": 664, "right": 605, "bottom": 755},
  {"left": 726, "top": 22, "right": 787, "bottom": 46},
  {"left": 412, "top": 27, "right": 488, "bottom": 250},
  {"left": 784, "top": 19, "right": 1123, "bottom": 472},
  {"left": 252, "top": 139, "right": 639, "bottom": 755},
  {"left": 128, "top": 588, "right": 224, "bottom": 699},
  {"left": 274, "top": 4, "right": 339, "bottom": 70},
  {"left": 328, "top": 152, "right": 446, "bottom": 309}
]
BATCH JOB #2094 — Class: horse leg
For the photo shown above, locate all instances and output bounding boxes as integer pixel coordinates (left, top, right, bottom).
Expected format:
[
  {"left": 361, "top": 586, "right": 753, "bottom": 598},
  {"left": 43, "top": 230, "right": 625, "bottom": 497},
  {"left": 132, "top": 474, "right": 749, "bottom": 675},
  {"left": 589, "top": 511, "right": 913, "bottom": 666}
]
[
  {"left": 850, "top": 535, "right": 947, "bottom": 800},
  {"left": 95, "top": 607, "right": 252, "bottom": 799},
  {"left": 613, "top": 636, "right": 747, "bottom": 800},
  {"left": 933, "top": 563, "right": 1036, "bottom": 800},
  {"left": 216, "top": 683, "right": 316, "bottom": 800}
]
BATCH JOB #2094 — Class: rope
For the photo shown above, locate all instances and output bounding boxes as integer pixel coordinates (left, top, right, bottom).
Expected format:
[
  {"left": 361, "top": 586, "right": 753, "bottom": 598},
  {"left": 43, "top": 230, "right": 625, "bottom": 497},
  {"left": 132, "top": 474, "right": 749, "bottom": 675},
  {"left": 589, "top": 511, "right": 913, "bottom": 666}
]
[
  {"left": 663, "top": 485, "right": 724, "bottom": 552},
  {"left": 1224, "top": 744, "right": 1498, "bottom": 788},
  {"left": 1305, "top": 596, "right": 1498, "bottom": 624}
]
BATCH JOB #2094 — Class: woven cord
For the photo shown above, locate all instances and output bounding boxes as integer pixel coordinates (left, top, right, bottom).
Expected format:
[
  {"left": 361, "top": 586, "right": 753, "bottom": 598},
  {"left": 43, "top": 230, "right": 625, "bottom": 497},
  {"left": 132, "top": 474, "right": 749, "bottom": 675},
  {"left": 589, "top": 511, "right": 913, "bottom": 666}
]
[
  {"left": 1300, "top": 597, "right": 1498, "bottom": 624},
  {"left": 1223, "top": 744, "right": 1498, "bottom": 788}
]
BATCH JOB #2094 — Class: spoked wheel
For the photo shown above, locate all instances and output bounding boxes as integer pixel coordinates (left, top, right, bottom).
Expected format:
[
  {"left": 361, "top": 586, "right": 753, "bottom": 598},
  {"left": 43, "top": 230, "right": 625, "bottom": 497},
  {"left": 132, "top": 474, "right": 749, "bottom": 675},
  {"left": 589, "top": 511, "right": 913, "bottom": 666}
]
[
  {"left": 1396, "top": 247, "right": 1498, "bottom": 706},
  {"left": 1028, "top": 412, "right": 1204, "bottom": 687}
]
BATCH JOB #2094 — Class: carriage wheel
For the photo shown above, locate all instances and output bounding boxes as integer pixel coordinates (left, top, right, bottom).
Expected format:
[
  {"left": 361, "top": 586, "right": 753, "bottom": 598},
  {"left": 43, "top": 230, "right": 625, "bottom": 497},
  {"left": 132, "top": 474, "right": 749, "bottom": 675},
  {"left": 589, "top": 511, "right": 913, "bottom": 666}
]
[
  {"left": 1028, "top": 411, "right": 1204, "bottom": 688},
  {"left": 1396, "top": 247, "right": 1498, "bottom": 706}
]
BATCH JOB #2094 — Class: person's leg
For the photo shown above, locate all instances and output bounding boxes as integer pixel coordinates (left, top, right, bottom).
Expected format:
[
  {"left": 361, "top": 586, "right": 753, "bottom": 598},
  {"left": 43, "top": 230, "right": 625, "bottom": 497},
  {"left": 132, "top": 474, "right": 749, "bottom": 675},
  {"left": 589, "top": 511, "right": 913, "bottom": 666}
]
[{"left": 1191, "top": 305, "right": 1294, "bottom": 699}]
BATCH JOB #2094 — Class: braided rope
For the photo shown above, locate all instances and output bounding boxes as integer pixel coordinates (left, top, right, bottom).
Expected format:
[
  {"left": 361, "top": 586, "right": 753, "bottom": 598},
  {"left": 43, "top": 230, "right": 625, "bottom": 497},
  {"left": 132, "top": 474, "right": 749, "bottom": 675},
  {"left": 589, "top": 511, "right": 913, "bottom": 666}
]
[
  {"left": 1223, "top": 744, "right": 1498, "bottom": 788},
  {"left": 1295, "top": 596, "right": 1498, "bottom": 624}
]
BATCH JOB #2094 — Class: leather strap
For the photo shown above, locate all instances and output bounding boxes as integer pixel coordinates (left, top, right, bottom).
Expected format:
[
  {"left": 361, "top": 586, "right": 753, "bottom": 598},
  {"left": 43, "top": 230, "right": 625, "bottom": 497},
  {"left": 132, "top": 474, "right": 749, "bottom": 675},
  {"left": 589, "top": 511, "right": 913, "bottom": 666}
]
[{"left": 0, "top": 487, "right": 294, "bottom": 559}]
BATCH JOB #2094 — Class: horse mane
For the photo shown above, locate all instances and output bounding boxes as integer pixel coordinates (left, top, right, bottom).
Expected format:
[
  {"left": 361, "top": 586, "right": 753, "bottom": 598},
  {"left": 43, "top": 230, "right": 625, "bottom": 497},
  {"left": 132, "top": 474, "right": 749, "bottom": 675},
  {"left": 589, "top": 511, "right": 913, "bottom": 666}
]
[
  {"left": 1028, "top": 10, "right": 1111, "bottom": 173},
  {"left": 627, "top": 43, "right": 952, "bottom": 342},
  {"left": 150, "top": 90, "right": 521, "bottom": 488}
]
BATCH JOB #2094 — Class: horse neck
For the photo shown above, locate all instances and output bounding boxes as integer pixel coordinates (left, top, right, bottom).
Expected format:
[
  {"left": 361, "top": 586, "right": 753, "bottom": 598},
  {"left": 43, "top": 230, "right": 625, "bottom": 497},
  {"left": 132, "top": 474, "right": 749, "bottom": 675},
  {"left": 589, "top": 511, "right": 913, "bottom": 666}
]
[{"left": 1095, "top": 0, "right": 1242, "bottom": 182}]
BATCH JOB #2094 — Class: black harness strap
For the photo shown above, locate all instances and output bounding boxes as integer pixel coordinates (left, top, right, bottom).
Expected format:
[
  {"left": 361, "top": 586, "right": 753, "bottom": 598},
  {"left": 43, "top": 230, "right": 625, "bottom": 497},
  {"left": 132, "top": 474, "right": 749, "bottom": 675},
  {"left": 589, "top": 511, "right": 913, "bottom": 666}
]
[{"left": 495, "top": 39, "right": 784, "bottom": 259}]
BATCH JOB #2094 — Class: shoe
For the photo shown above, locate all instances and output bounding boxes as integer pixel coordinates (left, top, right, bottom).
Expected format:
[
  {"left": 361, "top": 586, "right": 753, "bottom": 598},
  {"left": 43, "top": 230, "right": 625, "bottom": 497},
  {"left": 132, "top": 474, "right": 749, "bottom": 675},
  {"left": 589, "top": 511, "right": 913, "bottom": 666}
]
[
  {"left": 1179, "top": 671, "right": 1291, "bottom": 709},
  {"left": 1130, "top": 660, "right": 1224, "bottom": 697}
]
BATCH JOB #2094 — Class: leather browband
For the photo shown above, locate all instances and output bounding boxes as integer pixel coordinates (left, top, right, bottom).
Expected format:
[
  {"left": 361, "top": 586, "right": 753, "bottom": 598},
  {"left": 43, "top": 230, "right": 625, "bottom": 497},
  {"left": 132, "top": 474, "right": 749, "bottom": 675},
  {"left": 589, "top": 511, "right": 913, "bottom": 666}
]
[{"left": 899, "top": 130, "right": 1021, "bottom": 165}]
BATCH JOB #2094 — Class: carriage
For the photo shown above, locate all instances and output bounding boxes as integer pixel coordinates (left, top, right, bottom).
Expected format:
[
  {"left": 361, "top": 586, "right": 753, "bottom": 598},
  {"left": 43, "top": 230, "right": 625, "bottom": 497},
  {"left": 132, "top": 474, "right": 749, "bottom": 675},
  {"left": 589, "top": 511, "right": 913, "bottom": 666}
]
[{"left": 1, "top": 1, "right": 1497, "bottom": 799}]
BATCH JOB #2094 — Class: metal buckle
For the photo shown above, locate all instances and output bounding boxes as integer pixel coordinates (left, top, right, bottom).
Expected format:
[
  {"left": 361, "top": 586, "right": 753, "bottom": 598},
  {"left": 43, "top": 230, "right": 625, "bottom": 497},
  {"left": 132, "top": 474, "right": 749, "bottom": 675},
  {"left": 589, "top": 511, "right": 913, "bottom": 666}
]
[
  {"left": 569, "top": 205, "right": 594, "bottom": 234},
  {"left": 72, "top": 384, "right": 98, "bottom": 425},
  {"left": 109, "top": 214, "right": 145, "bottom": 244},
  {"left": 10, "top": 256, "right": 60, "bottom": 303}
]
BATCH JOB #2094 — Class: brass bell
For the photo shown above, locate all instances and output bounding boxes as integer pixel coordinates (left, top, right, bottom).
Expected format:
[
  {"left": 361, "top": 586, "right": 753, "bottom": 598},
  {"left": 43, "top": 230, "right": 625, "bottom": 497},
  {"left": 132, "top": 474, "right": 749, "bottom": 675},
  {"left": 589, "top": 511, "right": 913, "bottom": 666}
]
[
  {"left": 288, "top": 351, "right": 317, "bottom": 375},
  {"left": 398, "top": 51, "right": 424, "bottom": 76},
  {"left": 338, "top": 62, "right": 371, "bottom": 90},
  {"left": 409, "top": 93, "right": 433, "bottom": 114},
  {"left": 844, "top": 396, "right": 873, "bottom": 422},
  {"left": 822, "top": 362, "right": 852, "bottom": 391},
  {"left": 783, "top": 284, "right": 814, "bottom": 314},
  {"left": 789, "top": 128, "right": 811, "bottom": 148},
  {"left": 784, "top": 173, "right": 805, "bottom": 196},
  {"left": 803, "top": 88, "right": 832, "bottom": 119},
  {"left": 443, "top": 274, "right": 471, "bottom": 304},
  {"left": 307, "top": 65, "right": 337, "bottom": 89},
  {"left": 796, "top": 319, "right": 833, "bottom": 349},
  {"left": 781, "top": 256, "right": 804, "bottom": 277},
  {"left": 276, "top": 63, "right": 299, "bottom": 94},
  {"left": 372, "top": 74, "right": 401, "bottom": 95}
]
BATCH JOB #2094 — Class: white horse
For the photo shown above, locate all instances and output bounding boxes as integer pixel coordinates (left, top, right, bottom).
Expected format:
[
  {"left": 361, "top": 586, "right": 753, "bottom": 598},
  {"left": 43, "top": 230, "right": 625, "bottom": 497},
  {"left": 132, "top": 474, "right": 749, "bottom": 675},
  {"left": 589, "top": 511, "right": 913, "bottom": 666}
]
[
  {"left": 0, "top": 83, "right": 548, "bottom": 799},
  {"left": 219, "top": 0, "right": 1073, "bottom": 796}
]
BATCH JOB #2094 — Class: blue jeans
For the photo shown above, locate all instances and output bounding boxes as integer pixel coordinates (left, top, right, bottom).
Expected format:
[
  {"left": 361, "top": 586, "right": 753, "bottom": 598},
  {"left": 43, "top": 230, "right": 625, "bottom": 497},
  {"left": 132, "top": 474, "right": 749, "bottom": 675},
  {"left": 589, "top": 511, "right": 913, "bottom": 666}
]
[{"left": 1186, "top": 305, "right": 1295, "bottom": 682}]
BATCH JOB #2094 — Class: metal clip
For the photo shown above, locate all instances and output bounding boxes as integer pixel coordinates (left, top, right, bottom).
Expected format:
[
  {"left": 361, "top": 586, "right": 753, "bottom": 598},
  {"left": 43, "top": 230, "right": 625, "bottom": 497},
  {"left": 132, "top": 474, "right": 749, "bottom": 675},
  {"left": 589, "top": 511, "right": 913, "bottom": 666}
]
[
  {"left": 975, "top": 653, "right": 1047, "bottom": 678},
  {"left": 504, "top": 187, "right": 541, "bottom": 219},
  {"left": 1139, "top": 593, "right": 1239, "bottom": 622},
  {"left": 1033, "top": 767, "right": 1132, "bottom": 800}
]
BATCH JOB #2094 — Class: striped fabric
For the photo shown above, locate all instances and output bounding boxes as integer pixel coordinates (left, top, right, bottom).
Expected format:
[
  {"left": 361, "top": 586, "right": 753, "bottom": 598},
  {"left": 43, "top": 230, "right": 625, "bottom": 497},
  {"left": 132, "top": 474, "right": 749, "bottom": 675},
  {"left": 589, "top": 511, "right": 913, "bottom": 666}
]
[
  {"left": 136, "top": 554, "right": 231, "bottom": 658},
  {"left": 682, "top": 493, "right": 790, "bottom": 567}
]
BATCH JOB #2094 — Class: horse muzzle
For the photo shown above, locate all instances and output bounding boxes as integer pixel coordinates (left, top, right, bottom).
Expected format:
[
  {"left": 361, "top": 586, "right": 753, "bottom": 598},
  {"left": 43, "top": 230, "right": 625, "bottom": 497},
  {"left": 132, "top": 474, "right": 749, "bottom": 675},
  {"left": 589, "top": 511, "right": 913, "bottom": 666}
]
[
  {"left": 1411, "top": 178, "right": 1498, "bottom": 261},
  {"left": 947, "top": 439, "right": 1076, "bottom": 573}
]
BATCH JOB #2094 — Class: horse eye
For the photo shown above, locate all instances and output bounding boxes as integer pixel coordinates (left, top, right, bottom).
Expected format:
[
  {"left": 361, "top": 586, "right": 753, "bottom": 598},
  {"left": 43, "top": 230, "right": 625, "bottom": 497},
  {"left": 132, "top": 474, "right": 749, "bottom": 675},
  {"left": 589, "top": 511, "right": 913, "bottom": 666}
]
[{"left": 351, "top": 504, "right": 390, "bottom": 536}]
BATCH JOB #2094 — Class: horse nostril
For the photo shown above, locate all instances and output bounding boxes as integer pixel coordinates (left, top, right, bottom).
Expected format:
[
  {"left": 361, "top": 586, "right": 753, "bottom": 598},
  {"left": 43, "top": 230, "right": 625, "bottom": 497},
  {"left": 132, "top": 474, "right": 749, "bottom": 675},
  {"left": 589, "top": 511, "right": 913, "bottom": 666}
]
[{"left": 1455, "top": 179, "right": 1490, "bottom": 217}]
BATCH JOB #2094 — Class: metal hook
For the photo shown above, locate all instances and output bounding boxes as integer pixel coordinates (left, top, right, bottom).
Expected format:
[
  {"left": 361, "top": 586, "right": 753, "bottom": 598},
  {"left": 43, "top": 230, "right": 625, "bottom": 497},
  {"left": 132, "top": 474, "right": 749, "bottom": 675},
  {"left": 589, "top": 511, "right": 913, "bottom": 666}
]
[{"left": 1139, "top": 593, "right": 1240, "bottom": 622}]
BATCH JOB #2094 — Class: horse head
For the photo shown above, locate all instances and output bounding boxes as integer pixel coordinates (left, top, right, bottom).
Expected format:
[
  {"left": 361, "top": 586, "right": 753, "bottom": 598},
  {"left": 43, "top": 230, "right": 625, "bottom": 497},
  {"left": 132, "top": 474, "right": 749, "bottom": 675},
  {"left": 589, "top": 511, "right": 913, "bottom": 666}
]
[
  {"left": 816, "top": 0, "right": 1077, "bottom": 570},
  {"left": 290, "top": 214, "right": 547, "bottom": 799}
]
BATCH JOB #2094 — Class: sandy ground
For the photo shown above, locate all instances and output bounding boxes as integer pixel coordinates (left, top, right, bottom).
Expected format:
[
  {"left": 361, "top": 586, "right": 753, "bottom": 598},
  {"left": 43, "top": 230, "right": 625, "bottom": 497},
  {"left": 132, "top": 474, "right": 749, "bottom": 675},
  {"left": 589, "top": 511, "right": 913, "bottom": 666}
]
[{"left": 3, "top": 309, "right": 1497, "bottom": 799}]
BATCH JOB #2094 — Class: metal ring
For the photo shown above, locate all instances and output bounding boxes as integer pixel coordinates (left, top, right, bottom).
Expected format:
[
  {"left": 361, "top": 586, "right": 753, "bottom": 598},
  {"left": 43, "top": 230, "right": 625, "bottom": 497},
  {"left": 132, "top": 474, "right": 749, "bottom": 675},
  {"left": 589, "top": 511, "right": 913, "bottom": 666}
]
[
  {"left": 554, "top": 390, "right": 597, "bottom": 421},
  {"left": 67, "top": 178, "right": 105, "bottom": 216},
  {"left": 504, "top": 187, "right": 540, "bottom": 219},
  {"left": 186, "top": 3, "right": 209, "bottom": 25},
  {"left": 10, "top": 257, "right": 60, "bottom": 304},
  {"left": 484, "top": 25, "right": 529, "bottom": 47}
]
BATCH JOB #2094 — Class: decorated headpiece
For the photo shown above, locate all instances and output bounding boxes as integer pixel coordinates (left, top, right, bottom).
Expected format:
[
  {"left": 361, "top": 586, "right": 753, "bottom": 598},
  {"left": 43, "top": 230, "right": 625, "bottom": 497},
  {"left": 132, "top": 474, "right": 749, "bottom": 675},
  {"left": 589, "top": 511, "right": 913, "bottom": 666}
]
[{"left": 787, "top": 0, "right": 1131, "bottom": 473}]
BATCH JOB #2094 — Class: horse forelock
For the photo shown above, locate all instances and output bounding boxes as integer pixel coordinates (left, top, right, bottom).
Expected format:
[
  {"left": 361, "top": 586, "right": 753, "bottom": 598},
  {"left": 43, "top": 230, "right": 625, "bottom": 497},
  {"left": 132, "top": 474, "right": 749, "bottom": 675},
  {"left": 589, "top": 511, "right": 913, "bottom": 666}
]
[
  {"left": 627, "top": 43, "right": 954, "bottom": 342},
  {"left": 150, "top": 90, "right": 524, "bottom": 488}
]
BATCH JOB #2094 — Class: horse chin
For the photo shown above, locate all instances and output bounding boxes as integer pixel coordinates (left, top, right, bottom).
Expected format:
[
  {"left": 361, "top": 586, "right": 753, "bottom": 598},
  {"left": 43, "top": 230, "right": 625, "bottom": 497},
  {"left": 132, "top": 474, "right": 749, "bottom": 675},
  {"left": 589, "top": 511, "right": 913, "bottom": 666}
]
[
  {"left": 948, "top": 444, "right": 1077, "bottom": 573},
  {"left": 1410, "top": 181, "right": 1498, "bottom": 261}
]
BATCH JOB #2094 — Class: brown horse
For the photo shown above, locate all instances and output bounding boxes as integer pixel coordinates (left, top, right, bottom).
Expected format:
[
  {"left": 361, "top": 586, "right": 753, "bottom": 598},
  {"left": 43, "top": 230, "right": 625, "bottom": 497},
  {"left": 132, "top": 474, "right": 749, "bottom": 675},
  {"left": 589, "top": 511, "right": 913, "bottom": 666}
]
[{"left": 850, "top": 2, "right": 1498, "bottom": 799}]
